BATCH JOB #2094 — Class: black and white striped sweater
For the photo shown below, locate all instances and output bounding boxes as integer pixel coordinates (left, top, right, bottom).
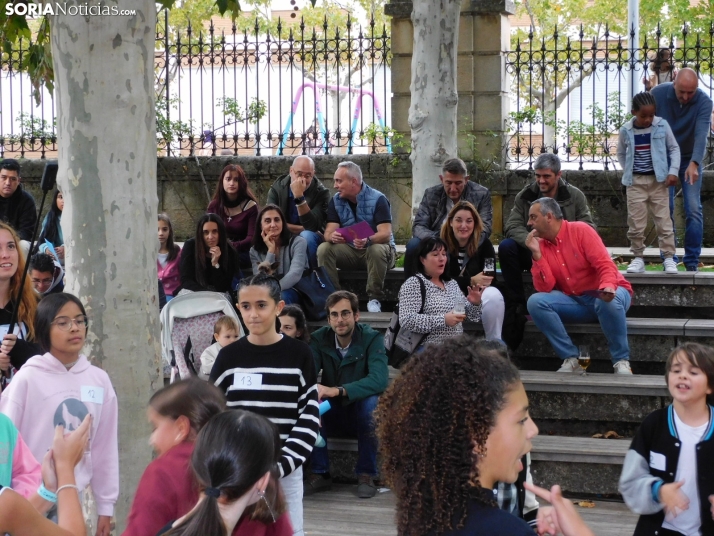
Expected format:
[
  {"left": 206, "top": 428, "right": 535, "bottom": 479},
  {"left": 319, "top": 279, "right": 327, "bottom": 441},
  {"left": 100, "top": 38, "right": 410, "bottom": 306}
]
[{"left": 210, "top": 335, "right": 320, "bottom": 478}]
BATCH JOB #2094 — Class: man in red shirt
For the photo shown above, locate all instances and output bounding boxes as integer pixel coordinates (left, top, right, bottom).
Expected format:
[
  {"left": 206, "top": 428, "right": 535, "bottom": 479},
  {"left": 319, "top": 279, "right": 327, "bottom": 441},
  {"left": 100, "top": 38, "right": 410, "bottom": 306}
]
[{"left": 525, "top": 198, "right": 634, "bottom": 374}]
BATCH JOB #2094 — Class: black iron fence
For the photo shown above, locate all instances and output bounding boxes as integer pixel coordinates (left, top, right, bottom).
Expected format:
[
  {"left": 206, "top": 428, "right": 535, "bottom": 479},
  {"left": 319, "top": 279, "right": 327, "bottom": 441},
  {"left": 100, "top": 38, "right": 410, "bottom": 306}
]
[
  {"left": 506, "top": 24, "right": 714, "bottom": 169},
  {"left": 0, "top": 13, "right": 392, "bottom": 158}
]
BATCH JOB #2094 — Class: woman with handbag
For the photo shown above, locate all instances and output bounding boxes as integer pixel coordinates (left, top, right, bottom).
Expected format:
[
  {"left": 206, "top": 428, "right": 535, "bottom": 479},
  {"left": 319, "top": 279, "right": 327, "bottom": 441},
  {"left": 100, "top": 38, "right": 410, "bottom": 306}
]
[
  {"left": 397, "top": 237, "right": 483, "bottom": 349},
  {"left": 440, "top": 201, "right": 505, "bottom": 341},
  {"left": 250, "top": 205, "right": 308, "bottom": 306}
]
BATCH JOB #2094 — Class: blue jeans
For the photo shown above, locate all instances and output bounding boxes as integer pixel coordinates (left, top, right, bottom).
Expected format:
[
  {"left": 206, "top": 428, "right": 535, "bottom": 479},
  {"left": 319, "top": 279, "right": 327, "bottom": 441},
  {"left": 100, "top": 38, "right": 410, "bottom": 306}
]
[
  {"left": 527, "top": 288, "right": 631, "bottom": 363},
  {"left": 669, "top": 159, "right": 703, "bottom": 268},
  {"left": 498, "top": 238, "right": 533, "bottom": 305},
  {"left": 310, "top": 395, "right": 379, "bottom": 477},
  {"left": 300, "top": 230, "right": 323, "bottom": 268},
  {"left": 281, "top": 288, "right": 301, "bottom": 305}
]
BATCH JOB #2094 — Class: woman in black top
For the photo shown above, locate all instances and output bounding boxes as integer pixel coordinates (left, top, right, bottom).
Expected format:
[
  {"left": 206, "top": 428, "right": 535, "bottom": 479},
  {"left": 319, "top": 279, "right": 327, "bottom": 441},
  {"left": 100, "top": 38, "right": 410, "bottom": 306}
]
[
  {"left": 375, "top": 336, "right": 595, "bottom": 536},
  {"left": 0, "top": 223, "right": 41, "bottom": 379},
  {"left": 178, "top": 214, "right": 240, "bottom": 297},
  {"left": 440, "top": 201, "right": 504, "bottom": 341}
]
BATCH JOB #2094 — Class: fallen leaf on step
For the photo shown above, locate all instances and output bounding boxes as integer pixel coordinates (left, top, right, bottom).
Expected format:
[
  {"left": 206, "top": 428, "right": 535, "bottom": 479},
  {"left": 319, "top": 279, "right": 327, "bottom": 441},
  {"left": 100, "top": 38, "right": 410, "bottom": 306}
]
[
  {"left": 574, "top": 500, "right": 596, "bottom": 508},
  {"left": 592, "top": 433, "right": 603, "bottom": 438},
  {"left": 604, "top": 430, "right": 622, "bottom": 439}
]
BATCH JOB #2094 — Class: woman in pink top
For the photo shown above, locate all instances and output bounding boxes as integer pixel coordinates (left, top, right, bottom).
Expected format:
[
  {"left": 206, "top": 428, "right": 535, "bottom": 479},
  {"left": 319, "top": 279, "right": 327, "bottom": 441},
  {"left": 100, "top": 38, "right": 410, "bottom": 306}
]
[
  {"left": 207, "top": 164, "right": 258, "bottom": 267},
  {"left": 157, "top": 214, "right": 182, "bottom": 299}
]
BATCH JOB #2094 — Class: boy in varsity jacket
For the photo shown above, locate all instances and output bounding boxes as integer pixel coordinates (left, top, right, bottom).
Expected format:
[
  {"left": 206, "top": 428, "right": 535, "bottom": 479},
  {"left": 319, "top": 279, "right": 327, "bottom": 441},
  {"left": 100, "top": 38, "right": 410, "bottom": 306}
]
[{"left": 619, "top": 343, "right": 714, "bottom": 536}]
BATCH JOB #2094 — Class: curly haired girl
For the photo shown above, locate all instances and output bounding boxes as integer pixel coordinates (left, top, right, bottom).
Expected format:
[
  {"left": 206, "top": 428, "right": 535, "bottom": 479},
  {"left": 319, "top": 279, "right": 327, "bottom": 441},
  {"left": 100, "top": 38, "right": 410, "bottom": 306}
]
[{"left": 376, "top": 336, "right": 595, "bottom": 536}]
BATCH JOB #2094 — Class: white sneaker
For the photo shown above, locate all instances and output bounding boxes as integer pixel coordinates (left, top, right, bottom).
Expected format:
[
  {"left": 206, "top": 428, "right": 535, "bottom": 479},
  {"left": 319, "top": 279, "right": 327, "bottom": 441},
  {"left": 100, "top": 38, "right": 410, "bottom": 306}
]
[
  {"left": 367, "top": 299, "right": 382, "bottom": 313},
  {"left": 627, "top": 257, "right": 645, "bottom": 273},
  {"left": 663, "top": 258, "right": 678, "bottom": 274},
  {"left": 557, "top": 357, "right": 583, "bottom": 373},
  {"left": 613, "top": 360, "right": 633, "bottom": 375}
]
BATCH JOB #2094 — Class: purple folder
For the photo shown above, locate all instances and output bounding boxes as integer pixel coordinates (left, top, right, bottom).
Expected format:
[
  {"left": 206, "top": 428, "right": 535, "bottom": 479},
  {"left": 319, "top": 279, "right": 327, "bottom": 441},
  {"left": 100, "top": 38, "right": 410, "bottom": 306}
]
[{"left": 335, "top": 221, "right": 375, "bottom": 244}]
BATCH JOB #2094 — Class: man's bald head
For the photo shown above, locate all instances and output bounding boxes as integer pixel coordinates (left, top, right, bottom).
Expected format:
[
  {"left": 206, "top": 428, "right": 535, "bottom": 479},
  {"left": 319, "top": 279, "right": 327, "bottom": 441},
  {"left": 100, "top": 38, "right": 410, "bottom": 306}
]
[{"left": 673, "top": 68, "right": 699, "bottom": 105}]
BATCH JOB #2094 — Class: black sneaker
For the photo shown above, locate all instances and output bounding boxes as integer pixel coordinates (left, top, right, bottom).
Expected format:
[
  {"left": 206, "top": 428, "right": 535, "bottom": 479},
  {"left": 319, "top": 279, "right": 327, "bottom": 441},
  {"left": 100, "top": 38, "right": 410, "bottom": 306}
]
[
  {"left": 356, "top": 474, "right": 377, "bottom": 498},
  {"left": 303, "top": 472, "right": 332, "bottom": 496}
]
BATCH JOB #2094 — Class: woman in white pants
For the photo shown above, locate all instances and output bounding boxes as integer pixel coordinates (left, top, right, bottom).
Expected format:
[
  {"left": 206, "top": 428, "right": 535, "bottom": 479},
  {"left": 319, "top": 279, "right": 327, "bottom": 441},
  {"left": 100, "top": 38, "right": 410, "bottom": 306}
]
[{"left": 440, "top": 201, "right": 505, "bottom": 341}]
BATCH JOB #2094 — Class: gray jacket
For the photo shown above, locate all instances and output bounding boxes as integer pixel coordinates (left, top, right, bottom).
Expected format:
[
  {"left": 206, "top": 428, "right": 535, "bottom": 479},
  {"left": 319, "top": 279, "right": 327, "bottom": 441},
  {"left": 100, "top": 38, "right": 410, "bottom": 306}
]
[
  {"left": 504, "top": 179, "right": 595, "bottom": 247},
  {"left": 266, "top": 174, "right": 331, "bottom": 233},
  {"left": 412, "top": 181, "right": 492, "bottom": 241},
  {"left": 249, "top": 235, "right": 309, "bottom": 290}
]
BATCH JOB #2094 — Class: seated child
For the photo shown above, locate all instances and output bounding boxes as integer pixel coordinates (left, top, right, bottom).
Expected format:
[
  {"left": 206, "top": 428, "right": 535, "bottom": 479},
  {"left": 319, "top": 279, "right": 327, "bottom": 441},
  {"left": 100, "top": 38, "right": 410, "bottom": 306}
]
[
  {"left": 199, "top": 316, "right": 241, "bottom": 380},
  {"left": 619, "top": 342, "right": 714, "bottom": 535}
]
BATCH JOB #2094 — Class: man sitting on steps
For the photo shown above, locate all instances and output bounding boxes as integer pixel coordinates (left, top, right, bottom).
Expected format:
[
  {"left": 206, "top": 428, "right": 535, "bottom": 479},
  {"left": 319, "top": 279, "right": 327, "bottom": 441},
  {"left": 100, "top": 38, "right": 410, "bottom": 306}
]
[
  {"left": 305, "top": 290, "right": 388, "bottom": 499},
  {"left": 317, "top": 162, "right": 396, "bottom": 313},
  {"left": 404, "top": 157, "right": 492, "bottom": 277},
  {"left": 499, "top": 154, "right": 595, "bottom": 307},
  {"left": 525, "top": 197, "right": 634, "bottom": 375}
]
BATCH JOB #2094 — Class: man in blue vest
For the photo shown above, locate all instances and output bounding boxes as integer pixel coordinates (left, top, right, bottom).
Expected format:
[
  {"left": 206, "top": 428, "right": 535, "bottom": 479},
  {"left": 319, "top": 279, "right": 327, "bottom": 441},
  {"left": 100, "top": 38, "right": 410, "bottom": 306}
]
[{"left": 317, "top": 162, "right": 396, "bottom": 312}]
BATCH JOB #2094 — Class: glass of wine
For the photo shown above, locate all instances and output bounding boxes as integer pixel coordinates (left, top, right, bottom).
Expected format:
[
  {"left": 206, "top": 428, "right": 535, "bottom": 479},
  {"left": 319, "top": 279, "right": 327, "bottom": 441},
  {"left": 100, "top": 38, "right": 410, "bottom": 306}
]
[
  {"left": 483, "top": 257, "right": 496, "bottom": 278},
  {"left": 578, "top": 345, "right": 591, "bottom": 376}
]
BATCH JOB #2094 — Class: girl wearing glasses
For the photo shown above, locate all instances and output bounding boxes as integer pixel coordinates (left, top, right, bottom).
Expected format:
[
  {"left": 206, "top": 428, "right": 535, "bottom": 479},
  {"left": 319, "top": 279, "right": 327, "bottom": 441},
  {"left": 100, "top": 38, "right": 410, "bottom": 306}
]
[{"left": 0, "top": 293, "right": 119, "bottom": 536}]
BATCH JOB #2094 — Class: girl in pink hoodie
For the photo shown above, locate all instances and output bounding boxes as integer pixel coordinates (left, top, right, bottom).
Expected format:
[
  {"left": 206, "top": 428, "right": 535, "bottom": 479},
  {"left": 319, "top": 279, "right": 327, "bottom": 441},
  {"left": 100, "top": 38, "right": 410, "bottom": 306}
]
[{"left": 0, "top": 292, "right": 118, "bottom": 536}]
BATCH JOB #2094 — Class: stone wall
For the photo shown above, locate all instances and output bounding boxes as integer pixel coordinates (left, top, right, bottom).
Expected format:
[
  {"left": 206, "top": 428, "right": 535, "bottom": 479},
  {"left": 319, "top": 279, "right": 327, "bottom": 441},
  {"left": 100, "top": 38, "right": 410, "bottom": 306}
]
[{"left": 16, "top": 155, "right": 714, "bottom": 246}]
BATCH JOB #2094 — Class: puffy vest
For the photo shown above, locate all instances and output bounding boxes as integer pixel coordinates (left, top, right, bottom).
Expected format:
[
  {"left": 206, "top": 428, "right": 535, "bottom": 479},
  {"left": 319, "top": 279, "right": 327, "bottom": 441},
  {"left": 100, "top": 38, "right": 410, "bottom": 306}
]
[{"left": 332, "top": 183, "right": 395, "bottom": 247}]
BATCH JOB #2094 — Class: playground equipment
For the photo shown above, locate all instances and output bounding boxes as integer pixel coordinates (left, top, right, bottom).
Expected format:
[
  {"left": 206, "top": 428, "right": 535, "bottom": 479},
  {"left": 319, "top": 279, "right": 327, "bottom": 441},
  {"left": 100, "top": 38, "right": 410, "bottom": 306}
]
[{"left": 278, "top": 82, "right": 391, "bottom": 154}]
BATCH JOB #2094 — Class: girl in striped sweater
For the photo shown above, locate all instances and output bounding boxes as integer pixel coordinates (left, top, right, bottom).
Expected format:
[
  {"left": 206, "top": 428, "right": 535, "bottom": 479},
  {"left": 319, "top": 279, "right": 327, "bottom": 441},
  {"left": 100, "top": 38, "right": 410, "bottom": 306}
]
[{"left": 210, "top": 273, "right": 319, "bottom": 536}]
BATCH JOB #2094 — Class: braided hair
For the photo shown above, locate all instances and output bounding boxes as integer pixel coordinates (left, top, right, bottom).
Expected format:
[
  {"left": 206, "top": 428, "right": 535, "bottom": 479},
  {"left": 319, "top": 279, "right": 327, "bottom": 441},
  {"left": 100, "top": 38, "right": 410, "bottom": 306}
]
[{"left": 632, "top": 91, "right": 656, "bottom": 112}]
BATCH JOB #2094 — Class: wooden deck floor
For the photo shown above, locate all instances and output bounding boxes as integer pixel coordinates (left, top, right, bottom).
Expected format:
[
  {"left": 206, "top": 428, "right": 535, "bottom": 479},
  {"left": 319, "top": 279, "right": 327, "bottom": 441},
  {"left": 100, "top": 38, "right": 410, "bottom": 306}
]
[{"left": 304, "top": 484, "right": 638, "bottom": 535}]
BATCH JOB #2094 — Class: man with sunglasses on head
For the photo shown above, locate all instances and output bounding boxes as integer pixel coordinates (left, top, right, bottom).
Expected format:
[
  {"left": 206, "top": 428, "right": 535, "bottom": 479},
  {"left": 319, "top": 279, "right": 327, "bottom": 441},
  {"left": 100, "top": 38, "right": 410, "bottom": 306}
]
[
  {"left": 305, "top": 290, "right": 388, "bottom": 500},
  {"left": 267, "top": 155, "right": 331, "bottom": 267}
]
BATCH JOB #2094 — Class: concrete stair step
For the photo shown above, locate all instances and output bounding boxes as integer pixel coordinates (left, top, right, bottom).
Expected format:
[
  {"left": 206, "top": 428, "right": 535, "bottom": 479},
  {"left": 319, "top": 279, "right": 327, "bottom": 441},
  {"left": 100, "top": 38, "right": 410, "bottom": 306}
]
[
  {"left": 395, "top": 244, "right": 714, "bottom": 264},
  {"left": 337, "top": 269, "right": 714, "bottom": 314},
  {"left": 519, "top": 370, "right": 668, "bottom": 396},
  {"left": 325, "top": 435, "right": 631, "bottom": 495},
  {"left": 310, "top": 313, "right": 714, "bottom": 338}
]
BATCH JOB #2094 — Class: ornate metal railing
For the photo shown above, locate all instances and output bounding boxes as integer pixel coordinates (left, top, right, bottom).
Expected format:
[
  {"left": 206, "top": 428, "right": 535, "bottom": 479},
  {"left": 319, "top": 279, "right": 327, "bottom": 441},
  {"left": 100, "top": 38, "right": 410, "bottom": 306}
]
[
  {"left": 506, "top": 24, "right": 714, "bottom": 169},
  {"left": 0, "top": 13, "right": 392, "bottom": 158}
]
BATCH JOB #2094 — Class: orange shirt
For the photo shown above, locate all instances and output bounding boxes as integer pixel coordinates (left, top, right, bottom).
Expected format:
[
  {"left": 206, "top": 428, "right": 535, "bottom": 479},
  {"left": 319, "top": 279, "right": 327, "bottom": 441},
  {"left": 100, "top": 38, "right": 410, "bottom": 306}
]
[{"left": 530, "top": 220, "right": 633, "bottom": 297}]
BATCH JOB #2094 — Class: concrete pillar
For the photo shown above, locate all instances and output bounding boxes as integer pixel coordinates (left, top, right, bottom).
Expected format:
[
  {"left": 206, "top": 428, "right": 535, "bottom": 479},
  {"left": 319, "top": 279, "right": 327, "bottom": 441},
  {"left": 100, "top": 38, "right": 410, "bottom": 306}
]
[{"left": 385, "top": 0, "right": 515, "bottom": 167}]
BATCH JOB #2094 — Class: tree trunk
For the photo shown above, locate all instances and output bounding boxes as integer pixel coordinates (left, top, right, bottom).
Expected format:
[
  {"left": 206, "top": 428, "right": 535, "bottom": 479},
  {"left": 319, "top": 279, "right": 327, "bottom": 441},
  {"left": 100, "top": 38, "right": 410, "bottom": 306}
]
[
  {"left": 51, "top": 2, "right": 160, "bottom": 531},
  {"left": 408, "top": 0, "right": 460, "bottom": 216}
]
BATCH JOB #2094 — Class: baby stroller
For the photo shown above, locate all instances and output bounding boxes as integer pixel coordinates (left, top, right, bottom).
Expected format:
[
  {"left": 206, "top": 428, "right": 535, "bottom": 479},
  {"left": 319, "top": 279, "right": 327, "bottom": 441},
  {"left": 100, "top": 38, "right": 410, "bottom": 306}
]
[{"left": 160, "top": 291, "right": 244, "bottom": 382}]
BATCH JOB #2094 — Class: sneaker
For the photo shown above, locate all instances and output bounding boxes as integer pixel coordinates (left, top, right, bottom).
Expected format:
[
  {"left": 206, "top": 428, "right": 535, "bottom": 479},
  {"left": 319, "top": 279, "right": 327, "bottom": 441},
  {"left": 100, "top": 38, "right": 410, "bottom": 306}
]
[
  {"left": 626, "top": 257, "right": 645, "bottom": 273},
  {"left": 685, "top": 265, "right": 698, "bottom": 272},
  {"left": 357, "top": 474, "right": 377, "bottom": 499},
  {"left": 367, "top": 299, "right": 382, "bottom": 313},
  {"left": 613, "top": 360, "right": 633, "bottom": 375},
  {"left": 557, "top": 357, "right": 583, "bottom": 373},
  {"left": 303, "top": 473, "right": 332, "bottom": 496},
  {"left": 663, "top": 258, "right": 678, "bottom": 274}
]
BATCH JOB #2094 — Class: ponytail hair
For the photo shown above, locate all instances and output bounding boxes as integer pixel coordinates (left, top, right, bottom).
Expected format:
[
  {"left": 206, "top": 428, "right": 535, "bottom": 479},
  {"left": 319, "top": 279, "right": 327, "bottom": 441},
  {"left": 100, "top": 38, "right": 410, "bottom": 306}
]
[
  {"left": 164, "top": 411, "right": 285, "bottom": 536},
  {"left": 149, "top": 379, "right": 226, "bottom": 440}
]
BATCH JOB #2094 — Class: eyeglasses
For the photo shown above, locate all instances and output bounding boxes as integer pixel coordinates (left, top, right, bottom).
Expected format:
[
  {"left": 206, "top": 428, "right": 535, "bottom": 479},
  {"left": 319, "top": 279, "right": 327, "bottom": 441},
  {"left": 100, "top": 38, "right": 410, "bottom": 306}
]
[
  {"left": 51, "top": 315, "right": 89, "bottom": 331},
  {"left": 329, "top": 310, "right": 353, "bottom": 320},
  {"left": 293, "top": 171, "right": 313, "bottom": 179}
]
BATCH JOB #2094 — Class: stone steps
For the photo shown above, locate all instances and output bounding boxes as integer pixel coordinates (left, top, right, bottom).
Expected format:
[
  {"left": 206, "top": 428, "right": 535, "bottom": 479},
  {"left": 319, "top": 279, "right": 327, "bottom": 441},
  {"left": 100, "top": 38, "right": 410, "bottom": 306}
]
[
  {"left": 394, "top": 244, "right": 714, "bottom": 264},
  {"left": 324, "top": 371, "right": 657, "bottom": 495},
  {"left": 337, "top": 269, "right": 714, "bottom": 316},
  {"left": 308, "top": 313, "right": 714, "bottom": 374}
]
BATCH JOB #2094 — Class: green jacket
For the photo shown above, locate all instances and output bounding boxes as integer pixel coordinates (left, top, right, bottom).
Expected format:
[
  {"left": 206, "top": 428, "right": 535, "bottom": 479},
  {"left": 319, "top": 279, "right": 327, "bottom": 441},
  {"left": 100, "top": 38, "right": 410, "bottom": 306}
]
[
  {"left": 504, "top": 178, "right": 595, "bottom": 247},
  {"left": 266, "top": 174, "right": 331, "bottom": 233},
  {"left": 309, "top": 323, "right": 388, "bottom": 405}
]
